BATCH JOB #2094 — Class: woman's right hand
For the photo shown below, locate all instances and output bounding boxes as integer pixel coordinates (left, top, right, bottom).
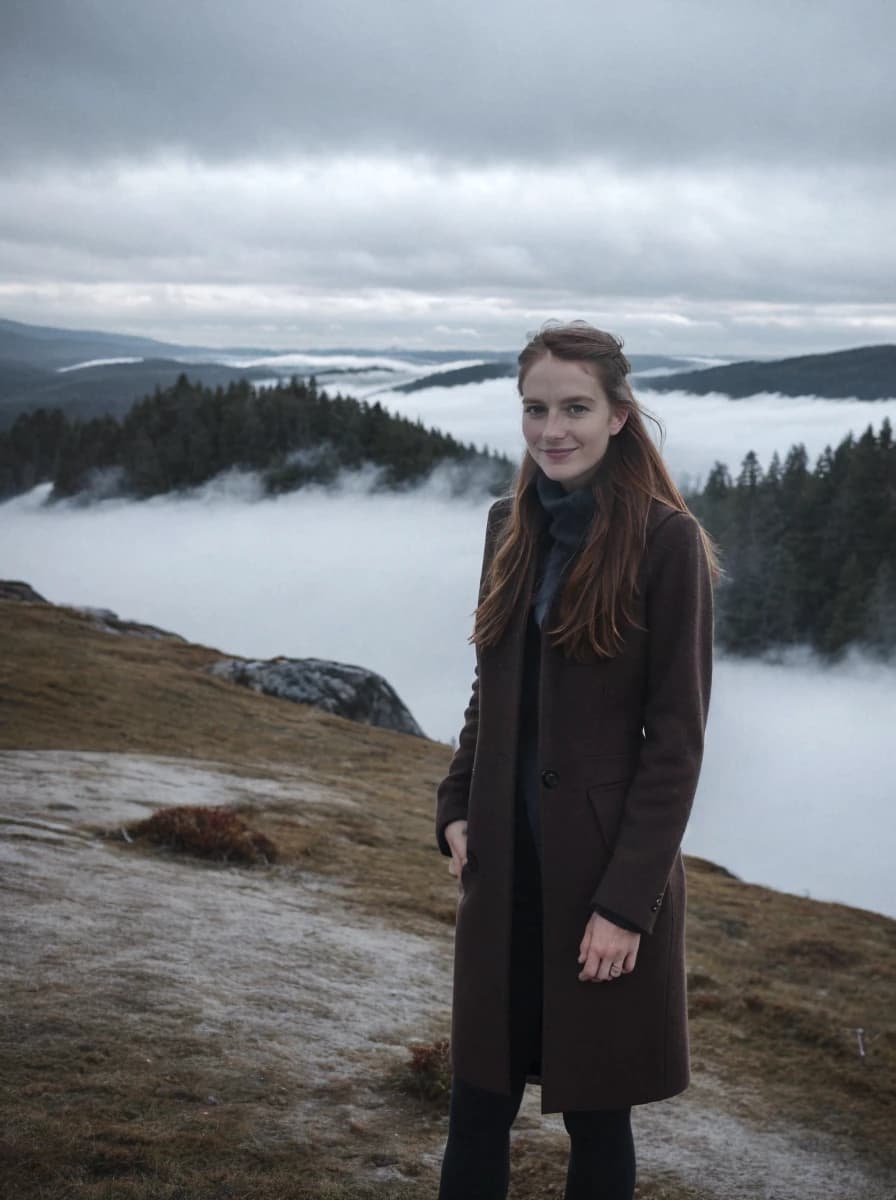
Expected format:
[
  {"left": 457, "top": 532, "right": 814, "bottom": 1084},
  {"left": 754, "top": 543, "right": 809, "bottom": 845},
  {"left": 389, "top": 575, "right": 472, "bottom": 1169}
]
[{"left": 443, "top": 819, "right": 468, "bottom": 879}]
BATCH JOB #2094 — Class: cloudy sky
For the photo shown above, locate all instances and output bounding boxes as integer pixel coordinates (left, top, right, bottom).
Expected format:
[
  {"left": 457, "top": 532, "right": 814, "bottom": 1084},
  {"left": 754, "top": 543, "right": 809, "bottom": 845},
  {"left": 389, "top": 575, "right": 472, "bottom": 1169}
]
[{"left": 2, "top": 0, "right": 894, "bottom": 354}]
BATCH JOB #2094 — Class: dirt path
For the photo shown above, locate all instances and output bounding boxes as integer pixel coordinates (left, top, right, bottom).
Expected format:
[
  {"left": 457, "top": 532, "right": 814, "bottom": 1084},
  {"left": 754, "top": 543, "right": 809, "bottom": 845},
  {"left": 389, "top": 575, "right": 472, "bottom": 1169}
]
[{"left": 1, "top": 750, "right": 891, "bottom": 1198}]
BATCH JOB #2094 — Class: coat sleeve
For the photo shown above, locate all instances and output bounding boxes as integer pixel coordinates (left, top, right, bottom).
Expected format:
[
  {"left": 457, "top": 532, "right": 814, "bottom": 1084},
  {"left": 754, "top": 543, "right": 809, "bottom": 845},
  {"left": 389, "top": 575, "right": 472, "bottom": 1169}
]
[
  {"left": 435, "top": 500, "right": 507, "bottom": 856},
  {"left": 592, "top": 902, "right": 644, "bottom": 933},
  {"left": 590, "top": 510, "right": 714, "bottom": 934}
]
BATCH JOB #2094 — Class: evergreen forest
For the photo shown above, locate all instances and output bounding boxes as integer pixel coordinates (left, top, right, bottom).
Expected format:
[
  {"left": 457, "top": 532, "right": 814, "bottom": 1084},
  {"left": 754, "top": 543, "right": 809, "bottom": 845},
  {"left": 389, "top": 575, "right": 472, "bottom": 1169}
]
[
  {"left": 0, "top": 374, "right": 513, "bottom": 501},
  {"left": 687, "top": 420, "right": 896, "bottom": 659}
]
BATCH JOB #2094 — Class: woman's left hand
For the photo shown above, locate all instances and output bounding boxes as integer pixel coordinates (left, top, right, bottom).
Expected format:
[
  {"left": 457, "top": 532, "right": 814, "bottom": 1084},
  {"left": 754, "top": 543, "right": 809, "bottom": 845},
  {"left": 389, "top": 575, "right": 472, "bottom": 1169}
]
[{"left": 577, "top": 913, "right": 640, "bottom": 982}]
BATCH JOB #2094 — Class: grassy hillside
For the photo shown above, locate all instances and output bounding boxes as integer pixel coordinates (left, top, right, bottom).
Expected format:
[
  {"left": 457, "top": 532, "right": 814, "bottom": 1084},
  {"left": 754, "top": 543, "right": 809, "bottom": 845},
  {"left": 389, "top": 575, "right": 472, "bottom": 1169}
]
[
  {"left": 644, "top": 344, "right": 896, "bottom": 400},
  {"left": 1, "top": 597, "right": 894, "bottom": 1199}
]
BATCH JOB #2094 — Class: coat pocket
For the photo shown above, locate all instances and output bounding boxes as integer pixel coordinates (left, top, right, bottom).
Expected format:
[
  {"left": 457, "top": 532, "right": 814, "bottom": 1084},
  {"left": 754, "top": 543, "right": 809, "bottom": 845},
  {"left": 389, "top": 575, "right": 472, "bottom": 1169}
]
[{"left": 581, "top": 751, "right": 639, "bottom": 786}]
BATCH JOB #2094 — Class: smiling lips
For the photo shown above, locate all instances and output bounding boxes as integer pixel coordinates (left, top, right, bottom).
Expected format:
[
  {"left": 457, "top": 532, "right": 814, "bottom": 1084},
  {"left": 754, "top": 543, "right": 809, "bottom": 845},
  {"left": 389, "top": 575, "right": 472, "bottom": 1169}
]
[{"left": 542, "top": 447, "right": 577, "bottom": 459}]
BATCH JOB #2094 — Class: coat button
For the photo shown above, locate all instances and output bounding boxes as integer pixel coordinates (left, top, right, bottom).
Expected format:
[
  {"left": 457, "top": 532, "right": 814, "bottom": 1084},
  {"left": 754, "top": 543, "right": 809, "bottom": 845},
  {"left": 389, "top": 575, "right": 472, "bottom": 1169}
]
[{"left": 541, "top": 769, "right": 560, "bottom": 789}]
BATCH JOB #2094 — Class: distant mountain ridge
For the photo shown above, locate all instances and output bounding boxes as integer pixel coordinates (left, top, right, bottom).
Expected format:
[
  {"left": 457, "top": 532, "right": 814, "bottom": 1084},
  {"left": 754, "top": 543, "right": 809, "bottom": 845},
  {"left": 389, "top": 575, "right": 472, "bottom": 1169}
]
[
  {"left": 392, "top": 361, "right": 516, "bottom": 391},
  {"left": 0, "top": 317, "right": 201, "bottom": 369},
  {"left": 644, "top": 345, "right": 896, "bottom": 400},
  {"left": 0, "top": 317, "right": 512, "bottom": 373},
  {"left": 0, "top": 356, "right": 283, "bottom": 429},
  {"left": 0, "top": 317, "right": 516, "bottom": 428},
  {"left": 2, "top": 319, "right": 894, "bottom": 423},
  {"left": 387, "top": 354, "right": 700, "bottom": 392}
]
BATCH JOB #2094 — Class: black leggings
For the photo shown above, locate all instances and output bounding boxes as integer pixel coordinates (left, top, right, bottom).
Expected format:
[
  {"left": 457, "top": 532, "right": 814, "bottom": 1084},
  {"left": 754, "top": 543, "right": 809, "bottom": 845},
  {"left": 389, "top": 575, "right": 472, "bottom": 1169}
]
[
  {"left": 439, "top": 829, "right": 635, "bottom": 1200},
  {"left": 438, "top": 1075, "right": 635, "bottom": 1200}
]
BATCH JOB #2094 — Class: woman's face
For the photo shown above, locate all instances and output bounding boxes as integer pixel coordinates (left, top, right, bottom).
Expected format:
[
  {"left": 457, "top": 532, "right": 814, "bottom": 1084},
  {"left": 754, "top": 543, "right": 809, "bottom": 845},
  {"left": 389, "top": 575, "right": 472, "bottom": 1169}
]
[{"left": 521, "top": 353, "right": 627, "bottom": 491}]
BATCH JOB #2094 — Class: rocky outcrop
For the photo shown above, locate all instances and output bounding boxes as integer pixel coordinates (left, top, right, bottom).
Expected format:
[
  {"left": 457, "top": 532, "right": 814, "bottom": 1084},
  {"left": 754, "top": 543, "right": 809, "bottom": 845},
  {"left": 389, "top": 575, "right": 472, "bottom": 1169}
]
[
  {"left": 2, "top": 579, "right": 420, "bottom": 733},
  {"left": 0, "top": 580, "right": 47, "bottom": 602},
  {"left": 209, "top": 656, "right": 425, "bottom": 737},
  {"left": 0, "top": 580, "right": 183, "bottom": 640},
  {"left": 66, "top": 606, "right": 186, "bottom": 641}
]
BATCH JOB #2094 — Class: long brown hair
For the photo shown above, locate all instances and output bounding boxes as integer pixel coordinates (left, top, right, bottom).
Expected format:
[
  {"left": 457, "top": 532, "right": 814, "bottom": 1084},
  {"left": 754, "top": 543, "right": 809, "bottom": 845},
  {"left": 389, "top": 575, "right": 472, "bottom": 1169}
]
[{"left": 474, "top": 321, "right": 720, "bottom": 658}]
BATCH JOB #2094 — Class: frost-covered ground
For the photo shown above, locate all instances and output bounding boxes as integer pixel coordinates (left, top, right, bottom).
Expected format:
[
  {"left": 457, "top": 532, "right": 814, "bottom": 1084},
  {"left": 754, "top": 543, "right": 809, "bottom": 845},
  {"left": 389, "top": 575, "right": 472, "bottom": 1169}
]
[
  {"left": 1, "top": 749, "right": 891, "bottom": 1198},
  {"left": 0, "top": 751, "right": 448, "bottom": 1114}
]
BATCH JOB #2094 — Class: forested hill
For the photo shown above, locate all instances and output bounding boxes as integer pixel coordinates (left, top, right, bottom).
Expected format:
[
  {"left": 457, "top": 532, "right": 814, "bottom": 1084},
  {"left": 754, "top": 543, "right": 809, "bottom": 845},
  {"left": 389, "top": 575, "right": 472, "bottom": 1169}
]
[
  {"left": 688, "top": 420, "right": 896, "bottom": 657},
  {"left": 645, "top": 345, "right": 896, "bottom": 399},
  {"left": 0, "top": 374, "right": 513, "bottom": 502}
]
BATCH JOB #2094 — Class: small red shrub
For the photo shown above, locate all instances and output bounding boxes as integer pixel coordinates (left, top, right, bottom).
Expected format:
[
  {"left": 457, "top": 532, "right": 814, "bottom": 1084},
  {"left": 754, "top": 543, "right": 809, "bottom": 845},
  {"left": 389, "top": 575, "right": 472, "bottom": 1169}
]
[
  {"left": 402, "top": 1038, "right": 451, "bottom": 1103},
  {"left": 128, "top": 805, "right": 277, "bottom": 864}
]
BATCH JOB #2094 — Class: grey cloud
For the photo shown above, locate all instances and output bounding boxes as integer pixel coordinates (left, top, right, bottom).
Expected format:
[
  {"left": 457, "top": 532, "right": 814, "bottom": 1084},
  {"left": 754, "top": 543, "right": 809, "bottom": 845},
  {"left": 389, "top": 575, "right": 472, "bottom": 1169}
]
[
  {"left": 2, "top": 2, "right": 892, "bottom": 356},
  {"left": 1, "top": 157, "right": 892, "bottom": 307},
  {"left": 2, "top": 0, "right": 894, "bottom": 168}
]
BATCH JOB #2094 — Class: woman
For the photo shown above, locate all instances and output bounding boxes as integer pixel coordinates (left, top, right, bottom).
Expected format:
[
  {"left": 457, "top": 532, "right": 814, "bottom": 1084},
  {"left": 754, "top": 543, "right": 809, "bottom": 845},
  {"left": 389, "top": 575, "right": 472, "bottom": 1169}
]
[{"left": 435, "top": 322, "right": 717, "bottom": 1199}]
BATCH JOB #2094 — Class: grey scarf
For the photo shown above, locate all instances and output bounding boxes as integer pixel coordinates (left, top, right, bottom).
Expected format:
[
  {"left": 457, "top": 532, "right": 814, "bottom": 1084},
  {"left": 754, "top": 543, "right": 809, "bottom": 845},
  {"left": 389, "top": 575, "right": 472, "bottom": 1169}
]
[{"left": 532, "top": 470, "right": 597, "bottom": 627}]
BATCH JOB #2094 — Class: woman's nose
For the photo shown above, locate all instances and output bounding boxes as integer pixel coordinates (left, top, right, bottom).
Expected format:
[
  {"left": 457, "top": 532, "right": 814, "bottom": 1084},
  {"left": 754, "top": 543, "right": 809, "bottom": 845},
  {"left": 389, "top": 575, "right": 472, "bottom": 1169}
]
[{"left": 544, "top": 408, "right": 567, "bottom": 438}]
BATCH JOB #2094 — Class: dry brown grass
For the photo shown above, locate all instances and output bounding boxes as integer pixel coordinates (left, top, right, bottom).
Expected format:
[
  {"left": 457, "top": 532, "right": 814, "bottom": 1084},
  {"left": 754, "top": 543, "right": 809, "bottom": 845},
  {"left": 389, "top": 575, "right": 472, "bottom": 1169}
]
[
  {"left": 680, "top": 858, "right": 896, "bottom": 1146},
  {"left": 2, "top": 598, "right": 895, "bottom": 1199}
]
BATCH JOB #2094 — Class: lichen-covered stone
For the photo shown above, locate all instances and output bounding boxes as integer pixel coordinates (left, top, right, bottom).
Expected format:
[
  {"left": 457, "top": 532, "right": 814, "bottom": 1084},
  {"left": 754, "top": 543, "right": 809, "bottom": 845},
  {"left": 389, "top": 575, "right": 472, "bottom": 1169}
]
[{"left": 209, "top": 656, "right": 424, "bottom": 737}]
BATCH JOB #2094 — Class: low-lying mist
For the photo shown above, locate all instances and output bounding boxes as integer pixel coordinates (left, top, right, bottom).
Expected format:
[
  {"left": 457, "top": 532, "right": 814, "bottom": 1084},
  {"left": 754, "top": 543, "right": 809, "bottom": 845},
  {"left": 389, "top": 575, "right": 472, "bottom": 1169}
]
[
  {"left": 2, "top": 458, "right": 893, "bottom": 919},
  {"left": 373, "top": 379, "right": 896, "bottom": 487}
]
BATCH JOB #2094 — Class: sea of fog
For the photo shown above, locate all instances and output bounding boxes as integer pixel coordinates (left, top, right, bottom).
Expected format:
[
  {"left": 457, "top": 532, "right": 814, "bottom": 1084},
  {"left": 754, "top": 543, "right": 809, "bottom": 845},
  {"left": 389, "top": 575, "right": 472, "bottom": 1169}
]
[
  {"left": 2, "top": 382, "right": 895, "bottom": 919},
  {"left": 373, "top": 378, "right": 896, "bottom": 489}
]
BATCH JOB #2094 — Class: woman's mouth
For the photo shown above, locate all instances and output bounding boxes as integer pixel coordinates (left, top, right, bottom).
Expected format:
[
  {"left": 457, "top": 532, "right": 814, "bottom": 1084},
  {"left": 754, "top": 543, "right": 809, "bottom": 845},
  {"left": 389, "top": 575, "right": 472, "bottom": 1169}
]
[{"left": 542, "top": 448, "right": 577, "bottom": 460}]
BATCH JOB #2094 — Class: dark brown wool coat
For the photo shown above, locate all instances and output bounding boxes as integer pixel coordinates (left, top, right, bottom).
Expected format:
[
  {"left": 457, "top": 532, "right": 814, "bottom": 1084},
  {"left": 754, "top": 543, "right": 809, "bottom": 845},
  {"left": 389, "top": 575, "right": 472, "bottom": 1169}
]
[{"left": 436, "top": 495, "right": 714, "bottom": 1114}]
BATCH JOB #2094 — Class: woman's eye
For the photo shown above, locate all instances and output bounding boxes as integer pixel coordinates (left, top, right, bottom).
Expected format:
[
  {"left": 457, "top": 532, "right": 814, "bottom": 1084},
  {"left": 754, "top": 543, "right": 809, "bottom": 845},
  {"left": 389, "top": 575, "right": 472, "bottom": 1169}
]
[{"left": 568, "top": 404, "right": 588, "bottom": 415}]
